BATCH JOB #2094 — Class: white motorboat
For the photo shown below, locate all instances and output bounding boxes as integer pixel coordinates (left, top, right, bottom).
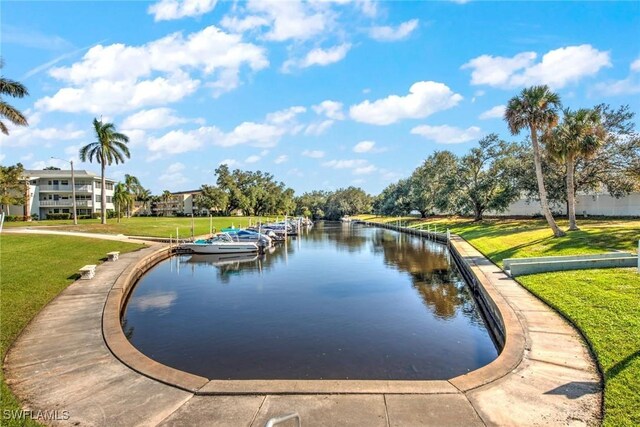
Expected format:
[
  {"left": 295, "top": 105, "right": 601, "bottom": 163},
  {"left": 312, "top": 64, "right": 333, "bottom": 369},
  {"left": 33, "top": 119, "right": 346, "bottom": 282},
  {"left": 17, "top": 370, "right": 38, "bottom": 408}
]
[{"left": 180, "top": 233, "right": 258, "bottom": 254}]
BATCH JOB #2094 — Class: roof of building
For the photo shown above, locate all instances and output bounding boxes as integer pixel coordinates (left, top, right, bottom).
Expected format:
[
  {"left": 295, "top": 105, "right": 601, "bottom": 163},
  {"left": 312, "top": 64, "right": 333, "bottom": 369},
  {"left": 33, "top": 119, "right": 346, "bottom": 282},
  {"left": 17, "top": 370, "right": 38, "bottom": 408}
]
[
  {"left": 24, "top": 169, "right": 115, "bottom": 182},
  {"left": 171, "top": 190, "right": 202, "bottom": 195}
]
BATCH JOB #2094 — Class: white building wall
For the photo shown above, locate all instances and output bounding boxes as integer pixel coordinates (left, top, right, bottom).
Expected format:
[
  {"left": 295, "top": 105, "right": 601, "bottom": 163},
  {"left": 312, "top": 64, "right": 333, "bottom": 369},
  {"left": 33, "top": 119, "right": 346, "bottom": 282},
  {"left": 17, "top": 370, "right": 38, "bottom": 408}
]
[{"left": 487, "top": 192, "right": 640, "bottom": 217}]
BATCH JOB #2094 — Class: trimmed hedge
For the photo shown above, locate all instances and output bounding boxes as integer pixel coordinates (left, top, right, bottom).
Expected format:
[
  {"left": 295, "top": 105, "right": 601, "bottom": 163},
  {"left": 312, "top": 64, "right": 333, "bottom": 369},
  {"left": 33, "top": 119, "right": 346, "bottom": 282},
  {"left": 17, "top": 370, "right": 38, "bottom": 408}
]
[{"left": 46, "top": 213, "right": 71, "bottom": 220}]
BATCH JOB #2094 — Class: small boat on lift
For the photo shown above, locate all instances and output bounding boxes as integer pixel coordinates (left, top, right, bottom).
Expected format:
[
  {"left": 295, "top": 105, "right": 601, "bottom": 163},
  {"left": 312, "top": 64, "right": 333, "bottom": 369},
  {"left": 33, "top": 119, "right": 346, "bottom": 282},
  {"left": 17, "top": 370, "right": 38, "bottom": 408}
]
[{"left": 180, "top": 233, "right": 258, "bottom": 254}]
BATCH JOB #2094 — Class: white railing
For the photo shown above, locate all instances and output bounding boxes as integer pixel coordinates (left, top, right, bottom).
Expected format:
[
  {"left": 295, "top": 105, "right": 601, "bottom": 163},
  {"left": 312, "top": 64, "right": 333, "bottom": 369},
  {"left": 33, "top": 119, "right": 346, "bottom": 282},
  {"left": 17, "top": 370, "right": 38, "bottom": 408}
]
[
  {"left": 39, "top": 200, "right": 93, "bottom": 207},
  {"left": 39, "top": 184, "right": 93, "bottom": 192}
]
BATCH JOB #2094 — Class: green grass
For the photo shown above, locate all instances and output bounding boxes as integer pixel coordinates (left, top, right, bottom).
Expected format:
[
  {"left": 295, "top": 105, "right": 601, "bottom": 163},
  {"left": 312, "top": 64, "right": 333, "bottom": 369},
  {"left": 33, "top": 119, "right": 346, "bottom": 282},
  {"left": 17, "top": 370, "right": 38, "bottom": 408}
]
[
  {"left": 3, "top": 215, "right": 279, "bottom": 238},
  {"left": 357, "top": 214, "right": 640, "bottom": 425},
  {"left": 519, "top": 269, "right": 640, "bottom": 427},
  {"left": 0, "top": 234, "right": 145, "bottom": 426}
]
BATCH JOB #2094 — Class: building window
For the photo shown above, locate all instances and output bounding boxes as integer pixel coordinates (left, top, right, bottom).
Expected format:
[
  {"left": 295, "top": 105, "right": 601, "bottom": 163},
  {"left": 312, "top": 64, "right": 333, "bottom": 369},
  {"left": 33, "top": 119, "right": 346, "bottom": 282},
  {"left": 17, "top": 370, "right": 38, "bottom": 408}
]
[
  {"left": 95, "top": 195, "right": 100, "bottom": 202},
  {"left": 61, "top": 180, "right": 68, "bottom": 185},
  {"left": 105, "top": 183, "right": 114, "bottom": 190},
  {"left": 106, "top": 196, "right": 112, "bottom": 203}
]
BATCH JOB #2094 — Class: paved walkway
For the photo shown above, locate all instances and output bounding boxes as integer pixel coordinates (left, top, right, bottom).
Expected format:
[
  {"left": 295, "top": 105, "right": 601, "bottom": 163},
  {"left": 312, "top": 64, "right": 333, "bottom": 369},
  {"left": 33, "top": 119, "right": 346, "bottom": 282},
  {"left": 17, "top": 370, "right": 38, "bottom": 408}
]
[
  {"left": 4, "top": 233, "right": 602, "bottom": 426},
  {"left": 2, "top": 226, "right": 153, "bottom": 244}
]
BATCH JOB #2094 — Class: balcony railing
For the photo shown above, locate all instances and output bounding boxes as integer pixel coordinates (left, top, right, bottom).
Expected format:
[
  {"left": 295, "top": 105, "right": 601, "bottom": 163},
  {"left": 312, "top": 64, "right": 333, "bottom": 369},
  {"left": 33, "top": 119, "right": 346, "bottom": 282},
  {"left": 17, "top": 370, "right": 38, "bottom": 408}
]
[
  {"left": 39, "top": 200, "right": 93, "bottom": 207},
  {"left": 39, "top": 185, "right": 93, "bottom": 192}
]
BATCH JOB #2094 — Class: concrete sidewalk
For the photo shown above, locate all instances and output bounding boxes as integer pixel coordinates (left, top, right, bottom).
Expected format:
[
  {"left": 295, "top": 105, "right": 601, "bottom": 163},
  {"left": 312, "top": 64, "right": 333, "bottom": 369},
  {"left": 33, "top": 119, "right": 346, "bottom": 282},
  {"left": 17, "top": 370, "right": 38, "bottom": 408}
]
[{"left": 4, "top": 235, "right": 601, "bottom": 426}]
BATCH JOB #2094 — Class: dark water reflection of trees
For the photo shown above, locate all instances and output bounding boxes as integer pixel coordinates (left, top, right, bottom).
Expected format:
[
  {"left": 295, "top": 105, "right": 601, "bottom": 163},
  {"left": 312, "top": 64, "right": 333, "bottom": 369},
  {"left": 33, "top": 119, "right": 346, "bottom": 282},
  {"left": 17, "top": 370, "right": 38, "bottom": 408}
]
[{"left": 370, "top": 229, "right": 483, "bottom": 324}]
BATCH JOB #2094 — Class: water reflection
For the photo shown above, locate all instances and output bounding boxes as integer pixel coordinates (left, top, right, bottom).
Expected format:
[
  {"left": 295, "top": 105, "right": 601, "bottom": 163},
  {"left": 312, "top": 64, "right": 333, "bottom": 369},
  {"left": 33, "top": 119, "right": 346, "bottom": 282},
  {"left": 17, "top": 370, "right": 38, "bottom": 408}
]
[{"left": 123, "top": 222, "right": 497, "bottom": 380}]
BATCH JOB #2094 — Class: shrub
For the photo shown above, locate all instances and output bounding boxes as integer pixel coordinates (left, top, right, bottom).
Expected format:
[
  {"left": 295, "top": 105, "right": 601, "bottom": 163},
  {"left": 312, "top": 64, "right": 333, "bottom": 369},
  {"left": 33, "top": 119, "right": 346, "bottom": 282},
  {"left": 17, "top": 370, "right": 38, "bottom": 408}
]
[
  {"left": 46, "top": 213, "right": 71, "bottom": 220},
  {"left": 91, "top": 212, "right": 101, "bottom": 219},
  {"left": 78, "top": 215, "right": 92, "bottom": 220},
  {"left": 31, "top": 213, "right": 39, "bottom": 221},
  {"left": 106, "top": 210, "right": 117, "bottom": 219}
]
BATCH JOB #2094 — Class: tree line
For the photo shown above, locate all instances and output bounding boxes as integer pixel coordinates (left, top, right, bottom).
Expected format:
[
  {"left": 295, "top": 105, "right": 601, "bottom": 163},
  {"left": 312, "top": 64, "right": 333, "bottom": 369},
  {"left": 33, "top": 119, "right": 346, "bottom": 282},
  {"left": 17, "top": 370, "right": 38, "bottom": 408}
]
[{"left": 375, "top": 88, "right": 639, "bottom": 235}]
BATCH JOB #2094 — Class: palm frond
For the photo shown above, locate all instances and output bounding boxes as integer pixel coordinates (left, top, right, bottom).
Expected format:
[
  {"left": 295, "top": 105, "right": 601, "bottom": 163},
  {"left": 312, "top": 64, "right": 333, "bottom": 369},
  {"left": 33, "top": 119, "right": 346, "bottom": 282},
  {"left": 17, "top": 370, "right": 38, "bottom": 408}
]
[
  {"left": 0, "top": 101, "right": 28, "bottom": 127},
  {"left": 0, "top": 121, "right": 8, "bottom": 135},
  {"left": 0, "top": 78, "right": 29, "bottom": 98}
]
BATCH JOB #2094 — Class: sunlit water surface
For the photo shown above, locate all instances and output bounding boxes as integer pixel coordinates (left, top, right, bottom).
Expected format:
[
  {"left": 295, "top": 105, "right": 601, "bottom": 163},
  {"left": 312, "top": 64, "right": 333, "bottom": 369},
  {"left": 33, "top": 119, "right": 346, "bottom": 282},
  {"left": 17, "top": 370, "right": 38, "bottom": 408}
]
[{"left": 123, "top": 222, "right": 498, "bottom": 380}]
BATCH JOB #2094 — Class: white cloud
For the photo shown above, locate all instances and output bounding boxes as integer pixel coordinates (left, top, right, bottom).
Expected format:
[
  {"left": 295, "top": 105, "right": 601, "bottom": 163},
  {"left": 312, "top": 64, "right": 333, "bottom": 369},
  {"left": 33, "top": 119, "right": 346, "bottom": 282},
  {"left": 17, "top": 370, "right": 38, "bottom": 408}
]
[
  {"left": 266, "top": 106, "right": 306, "bottom": 124},
  {"left": 411, "top": 124, "right": 482, "bottom": 144},
  {"left": 158, "top": 163, "right": 188, "bottom": 187},
  {"left": 274, "top": 155, "right": 288, "bottom": 164},
  {"left": 631, "top": 58, "right": 640, "bottom": 73},
  {"left": 219, "top": 158, "right": 239, "bottom": 167},
  {"left": 304, "top": 120, "right": 334, "bottom": 136},
  {"left": 215, "top": 122, "right": 286, "bottom": 148},
  {"left": 283, "top": 43, "right": 351, "bottom": 72},
  {"left": 245, "top": 155, "right": 261, "bottom": 163},
  {"left": 322, "top": 159, "right": 377, "bottom": 175},
  {"left": 38, "top": 26, "right": 268, "bottom": 113},
  {"left": 478, "top": 105, "right": 506, "bottom": 120},
  {"left": 1, "top": 122, "right": 86, "bottom": 148},
  {"left": 147, "top": 127, "right": 213, "bottom": 156},
  {"left": 312, "top": 100, "right": 344, "bottom": 120},
  {"left": 122, "top": 108, "right": 197, "bottom": 130},
  {"left": 353, "top": 140, "right": 376, "bottom": 153},
  {"left": 245, "top": 0, "right": 331, "bottom": 42},
  {"left": 148, "top": 0, "right": 217, "bottom": 21},
  {"left": 220, "top": 15, "right": 270, "bottom": 33},
  {"left": 462, "top": 45, "right": 611, "bottom": 89},
  {"left": 369, "top": 19, "right": 418, "bottom": 42},
  {"left": 349, "top": 81, "right": 463, "bottom": 125},
  {"left": 302, "top": 150, "right": 325, "bottom": 158}
]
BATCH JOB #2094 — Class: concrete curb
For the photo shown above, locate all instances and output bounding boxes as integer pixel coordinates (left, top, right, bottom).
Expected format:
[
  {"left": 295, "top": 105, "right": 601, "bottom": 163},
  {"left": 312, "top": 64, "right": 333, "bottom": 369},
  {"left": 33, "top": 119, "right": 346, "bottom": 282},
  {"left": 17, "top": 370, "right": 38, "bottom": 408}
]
[{"left": 101, "top": 223, "right": 525, "bottom": 395}]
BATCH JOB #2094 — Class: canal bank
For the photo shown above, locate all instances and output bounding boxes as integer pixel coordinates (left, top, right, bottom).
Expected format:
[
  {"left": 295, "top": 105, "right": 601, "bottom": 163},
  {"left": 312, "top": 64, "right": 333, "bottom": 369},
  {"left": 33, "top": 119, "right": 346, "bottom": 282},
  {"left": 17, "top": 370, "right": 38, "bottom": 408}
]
[{"left": 4, "top": 225, "right": 601, "bottom": 426}]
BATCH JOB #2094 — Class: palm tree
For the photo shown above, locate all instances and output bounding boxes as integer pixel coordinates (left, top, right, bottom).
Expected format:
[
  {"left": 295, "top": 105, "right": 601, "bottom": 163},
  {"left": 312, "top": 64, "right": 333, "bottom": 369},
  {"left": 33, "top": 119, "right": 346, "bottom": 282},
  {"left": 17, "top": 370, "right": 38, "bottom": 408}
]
[
  {"left": 137, "top": 188, "right": 152, "bottom": 215},
  {"left": 124, "top": 174, "right": 141, "bottom": 217},
  {"left": 546, "top": 108, "right": 606, "bottom": 231},
  {"left": 112, "top": 182, "right": 130, "bottom": 223},
  {"left": 161, "top": 190, "right": 172, "bottom": 216},
  {"left": 0, "top": 59, "right": 29, "bottom": 135},
  {"left": 505, "top": 85, "right": 565, "bottom": 237},
  {"left": 79, "top": 118, "right": 130, "bottom": 224}
]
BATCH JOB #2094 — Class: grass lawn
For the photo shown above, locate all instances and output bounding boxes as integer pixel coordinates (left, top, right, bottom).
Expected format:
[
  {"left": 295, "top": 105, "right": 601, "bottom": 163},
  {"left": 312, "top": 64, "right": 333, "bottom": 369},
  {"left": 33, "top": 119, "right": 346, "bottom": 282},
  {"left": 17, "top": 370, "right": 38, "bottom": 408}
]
[
  {"left": 356, "top": 214, "right": 640, "bottom": 426},
  {"left": 3, "top": 215, "right": 280, "bottom": 238},
  {"left": 0, "top": 234, "right": 145, "bottom": 426}
]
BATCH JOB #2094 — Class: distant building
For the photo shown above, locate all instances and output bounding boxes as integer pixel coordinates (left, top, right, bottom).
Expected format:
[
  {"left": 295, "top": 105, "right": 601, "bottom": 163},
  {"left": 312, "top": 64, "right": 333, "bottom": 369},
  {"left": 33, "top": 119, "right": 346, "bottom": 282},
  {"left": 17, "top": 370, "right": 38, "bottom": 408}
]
[
  {"left": 9, "top": 169, "right": 115, "bottom": 219},
  {"left": 151, "top": 190, "right": 205, "bottom": 216}
]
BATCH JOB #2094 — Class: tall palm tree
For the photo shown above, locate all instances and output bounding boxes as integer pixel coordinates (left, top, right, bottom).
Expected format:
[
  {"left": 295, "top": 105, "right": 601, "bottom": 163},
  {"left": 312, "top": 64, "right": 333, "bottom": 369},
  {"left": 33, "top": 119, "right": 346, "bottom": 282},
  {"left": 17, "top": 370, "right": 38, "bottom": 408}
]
[
  {"left": 505, "top": 85, "right": 565, "bottom": 237},
  {"left": 112, "top": 182, "right": 130, "bottom": 223},
  {"left": 0, "top": 59, "right": 29, "bottom": 135},
  {"left": 161, "top": 190, "right": 172, "bottom": 216},
  {"left": 124, "top": 174, "right": 141, "bottom": 217},
  {"left": 546, "top": 108, "right": 606, "bottom": 231},
  {"left": 137, "top": 188, "right": 152, "bottom": 215},
  {"left": 79, "top": 118, "right": 130, "bottom": 224}
]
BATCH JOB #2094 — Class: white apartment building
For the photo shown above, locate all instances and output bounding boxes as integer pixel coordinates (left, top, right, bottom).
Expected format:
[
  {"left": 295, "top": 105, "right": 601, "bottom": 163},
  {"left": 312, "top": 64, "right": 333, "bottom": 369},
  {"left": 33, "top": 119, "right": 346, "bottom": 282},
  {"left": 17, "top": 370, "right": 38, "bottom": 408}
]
[
  {"left": 9, "top": 169, "right": 116, "bottom": 219},
  {"left": 152, "top": 190, "right": 204, "bottom": 216}
]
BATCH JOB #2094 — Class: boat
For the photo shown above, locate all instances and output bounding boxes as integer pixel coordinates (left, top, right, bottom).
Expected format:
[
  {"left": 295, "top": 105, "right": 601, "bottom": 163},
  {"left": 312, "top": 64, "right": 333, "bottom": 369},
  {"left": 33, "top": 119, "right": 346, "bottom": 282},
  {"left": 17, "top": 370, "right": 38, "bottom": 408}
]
[
  {"left": 180, "top": 233, "right": 258, "bottom": 254},
  {"left": 224, "top": 229, "right": 273, "bottom": 246},
  {"left": 184, "top": 253, "right": 259, "bottom": 266}
]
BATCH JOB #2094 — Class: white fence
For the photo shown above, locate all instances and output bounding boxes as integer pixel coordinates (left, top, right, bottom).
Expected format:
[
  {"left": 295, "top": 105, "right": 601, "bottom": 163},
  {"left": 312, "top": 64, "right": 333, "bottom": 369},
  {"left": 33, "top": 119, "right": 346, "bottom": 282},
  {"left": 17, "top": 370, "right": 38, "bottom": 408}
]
[{"left": 487, "top": 192, "right": 640, "bottom": 217}]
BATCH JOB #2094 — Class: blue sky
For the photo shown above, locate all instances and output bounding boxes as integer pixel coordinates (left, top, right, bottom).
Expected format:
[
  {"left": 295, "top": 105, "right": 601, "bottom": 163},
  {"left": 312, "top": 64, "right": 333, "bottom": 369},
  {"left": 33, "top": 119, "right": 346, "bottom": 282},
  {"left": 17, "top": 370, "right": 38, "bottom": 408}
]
[{"left": 1, "top": 0, "right": 639, "bottom": 195}]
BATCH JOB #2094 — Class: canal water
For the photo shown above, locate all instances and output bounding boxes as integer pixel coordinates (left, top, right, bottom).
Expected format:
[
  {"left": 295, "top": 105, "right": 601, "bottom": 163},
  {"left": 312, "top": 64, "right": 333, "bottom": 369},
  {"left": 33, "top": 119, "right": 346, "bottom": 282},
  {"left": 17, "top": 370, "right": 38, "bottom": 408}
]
[{"left": 122, "top": 222, "right": 498, "bottom": 380}]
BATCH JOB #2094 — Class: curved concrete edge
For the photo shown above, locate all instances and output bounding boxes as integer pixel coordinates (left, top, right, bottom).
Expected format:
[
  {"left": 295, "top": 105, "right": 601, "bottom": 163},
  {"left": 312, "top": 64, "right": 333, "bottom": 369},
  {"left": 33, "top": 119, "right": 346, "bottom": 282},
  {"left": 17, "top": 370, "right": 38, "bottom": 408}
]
[
  {"left": 103, "top": 224, "right": 526, "bottom": 395},
  {"left": 102, "top": 245, "right": 209, "bottom": 393},
  {"left": 447, "top": 235, "right": 526, "bottom": 392}
]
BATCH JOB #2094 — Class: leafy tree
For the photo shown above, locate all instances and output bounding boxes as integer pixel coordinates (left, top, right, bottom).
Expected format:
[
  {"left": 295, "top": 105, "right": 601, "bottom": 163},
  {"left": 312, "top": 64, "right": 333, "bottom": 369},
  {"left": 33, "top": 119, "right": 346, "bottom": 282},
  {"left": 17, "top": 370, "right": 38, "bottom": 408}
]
[
  {"left": 411, "top": 151, "right": 459, "bottom": 217},
  {"left": 195, "top": 185, "right": 229, "bottom": 214},
  {"left": 79, "top": 119, "right": 130, "bottom": 224},
  {"left": 546, "top": 108, "right": 606, "bottom": 230},
  {"left": 443, "top": 135, "right": 523, "bottom": 221},
  {"left": 112, "top": 182, "right": 130, "bottom": 223},
  {"left": 160, "top": 190, "right": 172, "bottom": 216},
  {"left": 0, "top": 59, "right": 29, "bottom": 135},
  {"left": 136, "top": 188, "right": 152, "bottom": 215},
  {"left": 324, "top": 187, "right": 372, "bottom": 220},
  {"left": 294, "top": 191, "right": 329, "bottom": 219},
  {"left": 373, "top": 179, "right": 413, "bottom": 216},
  {"left": 0, "top": 162, "right": 25, "bottom": 214},
  {"left": 123, "top": 174, "right": 141, "bottom": 217},
  {"left": 505, "top": 85, "right": 565, "bottom": 237}
]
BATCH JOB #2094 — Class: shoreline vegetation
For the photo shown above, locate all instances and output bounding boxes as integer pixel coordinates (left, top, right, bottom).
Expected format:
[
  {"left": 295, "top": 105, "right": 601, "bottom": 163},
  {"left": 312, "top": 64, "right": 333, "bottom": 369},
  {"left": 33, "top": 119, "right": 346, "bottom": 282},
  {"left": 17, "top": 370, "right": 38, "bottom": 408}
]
[{"left": 356, "top": 214, "right": 639, "bottom": 427}]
